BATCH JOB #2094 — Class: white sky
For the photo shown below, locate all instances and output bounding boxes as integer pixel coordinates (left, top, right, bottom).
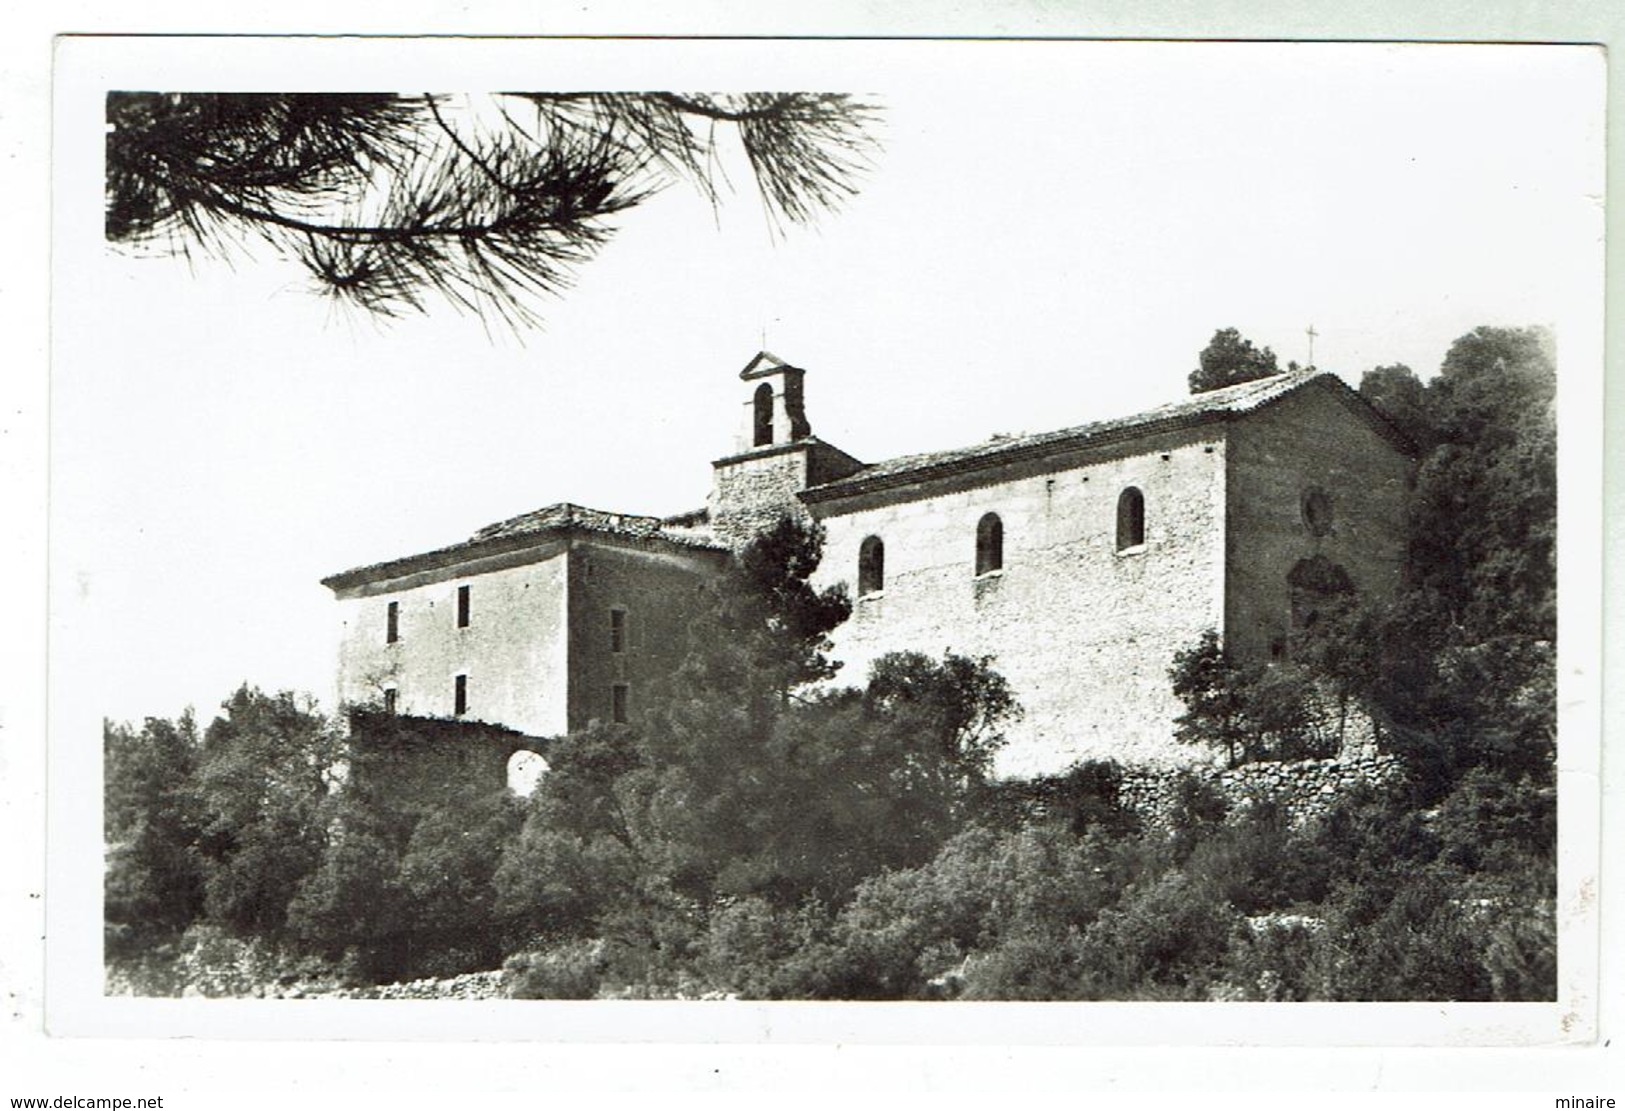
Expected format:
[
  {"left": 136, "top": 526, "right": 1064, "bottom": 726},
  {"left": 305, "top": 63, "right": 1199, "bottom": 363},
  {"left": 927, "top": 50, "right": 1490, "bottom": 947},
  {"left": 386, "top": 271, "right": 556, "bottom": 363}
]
[{"left": 52, "top": 39, "right": 1604, "bottom": 728}]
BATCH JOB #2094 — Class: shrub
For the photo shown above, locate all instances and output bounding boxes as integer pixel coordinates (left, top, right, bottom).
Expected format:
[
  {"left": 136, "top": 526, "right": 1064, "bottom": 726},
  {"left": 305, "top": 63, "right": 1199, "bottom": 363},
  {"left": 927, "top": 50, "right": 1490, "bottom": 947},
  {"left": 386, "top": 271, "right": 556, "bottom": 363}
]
[
  {"left": 816, "top": 824, "right": 1120, "bottom": 999},
  {"left": 1312, "top": 867, "right": 1493, "bottom": 1001},
  {"left": 393, "top": 789, "right": 524, "bottom": 976},
  {"left": 104, "top": 940, "right": 189, "bottom": 997},
  {"left": 1170, "top": 633, "right": 1324, "bottom": 766},
  {"left": 1433, "top": 766, "right": 1555, "bottom": 876},
  {"left": 1185, "top": 796, "right": 1329, "bottom": 913},
  {"left": 503, "top": 940, "right": 609, "bottom": 999},
  {"left": 285, "top": 814, "right": 408, "bottom": 982},
  {"left": 1297, "top": 782, "right": 1437, "bottom": 891},
  {"left": 1479, "top": 890, "right": 1557, "bottom": 1001},
  {"left": 579, "top": 881, "right": 712, "bottom": 999},
  {"left": 1073, "top": 871, "right": 1240, "bottom": 999},
  {"left": 993, "top": 759, "right": 1138, "bottom": 837},
  {"left": 958, "top": 926, "right": 1093, "bottom": 1000},
  {"left": 1164, "top": 771, "right": 1228, "bottom": 862},
  {"left": 1212, "top": 915, "right": 1325, "bottom": 1001},
  {"left": 696, "top": 897, "right": 846, "bottom": 999}
]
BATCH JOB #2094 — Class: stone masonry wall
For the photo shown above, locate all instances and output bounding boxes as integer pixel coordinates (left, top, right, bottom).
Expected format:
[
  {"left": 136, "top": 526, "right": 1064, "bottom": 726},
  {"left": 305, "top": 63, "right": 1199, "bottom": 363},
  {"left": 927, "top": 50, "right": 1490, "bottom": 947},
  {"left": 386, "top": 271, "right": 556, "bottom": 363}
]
[
  {"left": 333, "top": 545, "right": 571, "bottom": 738},
  {"left": 810, "top": 425, "right": 1228, "bottom": 777},
  {"left": 1224, "top": 382, "right": 1412, "bottom": 661},
  {"left": 1118, "top": 751, "right": 1406, "bottom": 829},
  {"left": 343, "top": 711, "right": 550, "bottom": 819},
  {"left": 710, "top": 440, "right": 863, "bottom": 550},
  {"left": 709, "top": 445, "right": 813, "bottom": 549},
  {"left": 566, "top": 538, "right": 726, "bottom": 731}
]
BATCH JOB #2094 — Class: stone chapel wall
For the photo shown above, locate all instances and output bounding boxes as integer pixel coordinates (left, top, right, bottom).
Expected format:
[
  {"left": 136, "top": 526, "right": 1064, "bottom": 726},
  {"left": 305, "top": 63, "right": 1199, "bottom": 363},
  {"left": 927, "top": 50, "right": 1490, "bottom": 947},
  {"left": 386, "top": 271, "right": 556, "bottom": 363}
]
[{"left": 809, "top": 424, "right": 1229, "bottom": 777}]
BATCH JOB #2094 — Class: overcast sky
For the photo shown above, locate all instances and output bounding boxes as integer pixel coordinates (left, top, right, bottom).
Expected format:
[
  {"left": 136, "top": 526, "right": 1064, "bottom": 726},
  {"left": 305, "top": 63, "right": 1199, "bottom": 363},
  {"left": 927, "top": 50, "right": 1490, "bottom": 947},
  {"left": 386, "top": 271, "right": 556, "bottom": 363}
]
[{"left": 53, "top": 39, "right": 1603, "bottom": 728}]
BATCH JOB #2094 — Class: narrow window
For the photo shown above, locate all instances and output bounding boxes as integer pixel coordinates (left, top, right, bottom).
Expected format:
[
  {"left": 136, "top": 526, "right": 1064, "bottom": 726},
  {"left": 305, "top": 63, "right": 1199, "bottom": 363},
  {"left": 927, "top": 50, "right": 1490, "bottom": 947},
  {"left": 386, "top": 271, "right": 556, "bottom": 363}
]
[
  {"left": 975, "top": 512, "right": 1004, "bottom": 575},
  {"left": 858, "top": 535, "right": 885, "bottom": 596},
  {"left": 611, "top": 683, "right": 630, "bottom": 724},
  {"left": 610, "top": 608, "right": 627, "bottom": 653},
  {"left": 454, "top": 674, "right": 468, "bottom": 716},
  {"left": 1116, "top": 487, "right": 1145, "bottom": 551},
  {"left": 383, "top": 688, "right": 398, "bottom": 715},
  {"left": 457, "top": 584, "right": 471, "bottom": 628},
  {"left": 1301, "top": 486, "right": 1334, "bottom": 537},
  {"left": 386, "top": 601, "right": 399, "bottom": 644},
  {"left": 752, "top": 383, "right": 774, "bottom": 447}
]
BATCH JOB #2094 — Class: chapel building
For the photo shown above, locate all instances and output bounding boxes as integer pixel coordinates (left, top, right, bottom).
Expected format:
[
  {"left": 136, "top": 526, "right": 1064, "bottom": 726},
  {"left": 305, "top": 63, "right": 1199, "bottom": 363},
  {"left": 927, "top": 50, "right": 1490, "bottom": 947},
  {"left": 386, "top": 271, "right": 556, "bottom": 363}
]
[{"left": 322, "top": 352, "right": 1413, "bottom": 779}]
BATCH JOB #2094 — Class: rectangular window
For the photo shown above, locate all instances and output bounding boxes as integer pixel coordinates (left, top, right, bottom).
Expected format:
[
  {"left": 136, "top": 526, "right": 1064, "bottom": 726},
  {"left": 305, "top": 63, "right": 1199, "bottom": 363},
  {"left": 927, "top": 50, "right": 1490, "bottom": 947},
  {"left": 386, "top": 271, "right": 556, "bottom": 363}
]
[
  {"left": 386, "top": 601, "right": 399, "bottom": 644},
  {"left": 383, "top": 688, "right": 398, "bottom": 715},
  {"left": 454, "top": 674, "right": 468, "bottom": 716},
  {"left": 457, "top": 584, "right": 471, "bottom": 628},
  {"left": 610, "top": 608, "right": 627, "bottom": 653},
  {"left": 611, "top": 683, "right": 629, "bottom": 724}
]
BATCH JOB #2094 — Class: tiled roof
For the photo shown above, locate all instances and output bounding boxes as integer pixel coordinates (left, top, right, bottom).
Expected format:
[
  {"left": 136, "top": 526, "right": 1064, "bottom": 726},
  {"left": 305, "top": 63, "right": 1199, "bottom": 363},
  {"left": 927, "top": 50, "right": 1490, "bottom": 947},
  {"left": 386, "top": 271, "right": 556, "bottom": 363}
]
[
  {"left": 322, "top": 501, "right": 725, "bottom": 590},
  {"left": 801, "top": 371, "right": 1408, "bottom": 502},
  {"left": 472, "top": 502, "right": 667, "bottom": 542}
]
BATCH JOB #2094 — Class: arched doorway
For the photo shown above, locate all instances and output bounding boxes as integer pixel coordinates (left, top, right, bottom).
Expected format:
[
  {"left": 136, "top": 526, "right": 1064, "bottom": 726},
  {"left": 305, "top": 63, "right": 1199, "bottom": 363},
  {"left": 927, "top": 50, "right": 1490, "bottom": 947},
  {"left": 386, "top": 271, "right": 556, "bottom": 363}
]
[
  {"left": 506, "top": 749, "right": 550, "bottom": 798},
  {"left": 1286, "top": 555, "right": 1355, "bottom": 643}
]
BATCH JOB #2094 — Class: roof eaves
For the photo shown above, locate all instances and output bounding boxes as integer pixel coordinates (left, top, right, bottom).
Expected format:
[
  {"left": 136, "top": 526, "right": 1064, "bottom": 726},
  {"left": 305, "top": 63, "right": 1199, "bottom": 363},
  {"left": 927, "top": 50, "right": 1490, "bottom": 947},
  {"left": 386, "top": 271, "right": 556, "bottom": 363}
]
[
  {"left": 799, "top": 410, "right": 1229, "bottom": 503},
  {"left": 322, "top": 511, "right": 727, "bottom": 592},
  {"left": 798, "top": 372, "right": 1327, "bottom": 503}
]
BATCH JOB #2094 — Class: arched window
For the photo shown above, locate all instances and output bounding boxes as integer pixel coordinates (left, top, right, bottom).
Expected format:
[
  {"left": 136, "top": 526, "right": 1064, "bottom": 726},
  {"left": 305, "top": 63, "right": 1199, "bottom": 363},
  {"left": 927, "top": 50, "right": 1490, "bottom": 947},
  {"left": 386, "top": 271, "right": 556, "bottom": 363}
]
[
  {"left": 858, "top": 535, "right": 885, "bottom": 596},
  {"left": 975, "top": 512, "right": 1003, "bottom": 575},
  {"left": 752, "top": 383, "right": 774, "bottom": 447},
  {"left": 1116, "top": 487, "right": 1145, "bottom": 551}
]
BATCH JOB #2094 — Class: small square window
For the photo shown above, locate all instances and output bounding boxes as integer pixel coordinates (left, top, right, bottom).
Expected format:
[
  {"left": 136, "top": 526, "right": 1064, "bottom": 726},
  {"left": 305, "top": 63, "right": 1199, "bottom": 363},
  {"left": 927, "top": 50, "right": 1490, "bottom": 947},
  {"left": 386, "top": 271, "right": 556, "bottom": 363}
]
[
  {"left": 454, "top": 674, "right": 469, "bottom": 717},
  {"left": 611, "top": 683, "right": 629, "bottom": 724},
  {"left": 610, "top": 608, "right": 627, "bottom": 653},
  {"left": 386, "top": 601, "right": 399, "bottom": 644},
  {"left": 457, "top": 585, "right": 471, "bottom": 628}
]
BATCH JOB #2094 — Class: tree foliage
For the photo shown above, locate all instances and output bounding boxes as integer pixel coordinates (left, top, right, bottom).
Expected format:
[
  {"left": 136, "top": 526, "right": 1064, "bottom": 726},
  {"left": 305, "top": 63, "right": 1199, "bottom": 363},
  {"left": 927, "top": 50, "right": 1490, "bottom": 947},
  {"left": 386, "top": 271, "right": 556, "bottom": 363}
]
[
  {"left": 1357, "top": 325, "right": 1557, "bottom": 790},
  {"left": 106, "top": 92, "right": 879, "bottom": 327},
  {"left": 1167, "top": 630, "right": 1327, "bottom": 767},
  {"left": 104, "top": 713, "right": 207, "bottom": 950},
  {"left": 494, "top": 517, "right": 1019, "bottom": 954},
  {"left": 193, "top": 687, "right": 341, "bottom": 938},
  {"left": 104, "top": 688, "right": 342, "bottom": 955},
  {"left": 1189, "top": 327, "right": 1282, "bottom": 394},
  {"left": 1394, "top": 326, "right": 1556, "bottom": 644},
  {"left": 1357, "top": 363, "right": 1433, "bottom": 449},
  {"left": 288, "top": 781, "right": 524, "bottom": 982}
]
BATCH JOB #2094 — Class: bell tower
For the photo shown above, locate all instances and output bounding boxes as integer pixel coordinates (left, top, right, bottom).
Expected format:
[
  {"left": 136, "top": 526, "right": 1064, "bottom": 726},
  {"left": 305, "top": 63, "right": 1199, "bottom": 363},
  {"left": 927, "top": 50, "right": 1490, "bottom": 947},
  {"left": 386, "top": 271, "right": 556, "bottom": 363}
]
[
  {"left": 710, "top": 351, "right": 863, "bottom": 549},
  {"left": 737, "top": 350, "right": 812, "bottom": 452}
]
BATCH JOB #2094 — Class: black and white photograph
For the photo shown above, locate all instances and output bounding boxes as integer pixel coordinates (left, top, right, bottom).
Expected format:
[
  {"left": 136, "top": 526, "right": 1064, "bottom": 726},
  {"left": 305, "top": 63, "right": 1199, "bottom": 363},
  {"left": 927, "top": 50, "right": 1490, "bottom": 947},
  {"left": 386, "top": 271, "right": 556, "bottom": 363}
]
[{"left": 37, "top": 33, "right": 1606, "bottom": 1058}]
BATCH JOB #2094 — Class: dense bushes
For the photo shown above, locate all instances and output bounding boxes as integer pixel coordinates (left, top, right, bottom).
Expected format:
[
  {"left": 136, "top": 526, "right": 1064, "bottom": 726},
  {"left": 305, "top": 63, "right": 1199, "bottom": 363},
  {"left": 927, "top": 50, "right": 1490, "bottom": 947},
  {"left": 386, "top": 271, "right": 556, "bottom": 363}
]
[
  {"left": 104, "top": 713, "right": 207, "bottom": 955},
  {"left": 494, "top": 757, "right": 1554, "bottom": 1002},
  {"left": 105, "top": 687, "right": 529, "bottom": 989},
  {"left": 106, "top": 657, "right": 1555, "bottom": 1003}
]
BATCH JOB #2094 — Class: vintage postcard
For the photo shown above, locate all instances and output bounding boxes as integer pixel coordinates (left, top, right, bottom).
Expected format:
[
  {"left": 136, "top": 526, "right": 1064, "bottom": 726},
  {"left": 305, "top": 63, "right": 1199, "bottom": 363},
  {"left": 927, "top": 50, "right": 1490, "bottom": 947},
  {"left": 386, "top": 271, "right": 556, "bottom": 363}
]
[{"left": 43, "top": 35, "right": 1606, "bottom": 1055}]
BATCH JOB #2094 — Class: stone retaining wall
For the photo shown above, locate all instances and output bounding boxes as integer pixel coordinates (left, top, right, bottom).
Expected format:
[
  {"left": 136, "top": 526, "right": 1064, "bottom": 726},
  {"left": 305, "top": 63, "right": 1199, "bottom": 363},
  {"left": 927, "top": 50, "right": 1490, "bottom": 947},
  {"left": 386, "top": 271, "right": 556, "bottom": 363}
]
[{"left": 1119, "top": 751, "right": 1405, "bottom": 829}]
